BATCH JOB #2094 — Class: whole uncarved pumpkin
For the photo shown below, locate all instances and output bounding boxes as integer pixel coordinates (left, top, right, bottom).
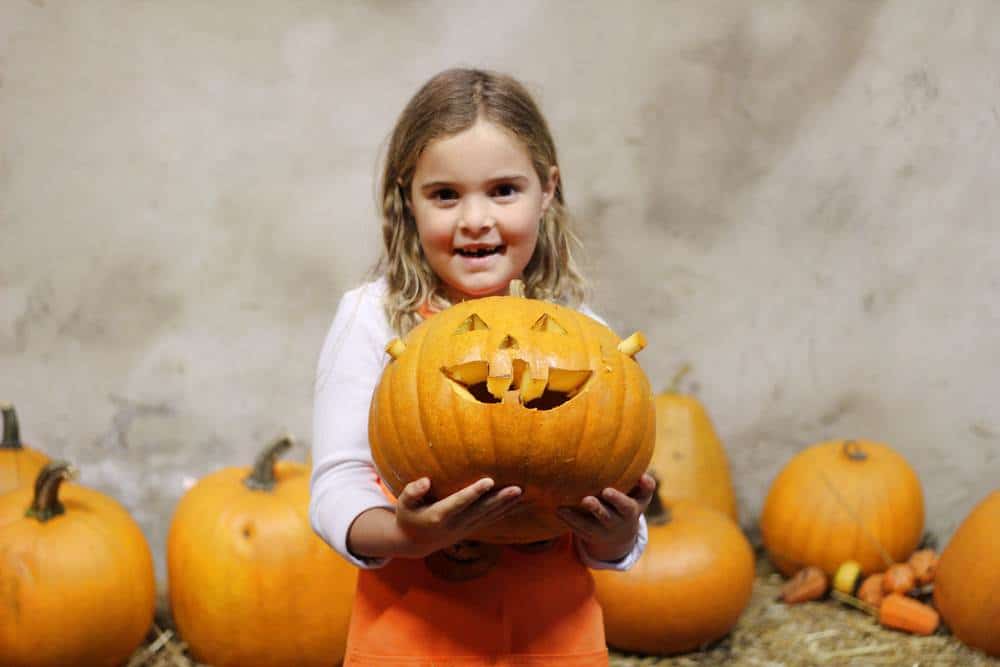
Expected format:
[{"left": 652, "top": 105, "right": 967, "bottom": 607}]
[
  {"left": 368, "top": 286, "right": 655, "bottom": 543},
  {"left": 0, "top": 461, "right": 156, "bottom": 667},
  {"left": 593, "top": 495, "right": 755, "bottom": 655},
  {"left": 649, "top": 382, "right": 738, "bottom": 521},
  {"left": 0, "top": 403, "right": 50, "bottom": 495},
  {"left": 167, "top": 437, "right": 357, "bottom": 667},
  {"left": 760, "top": 439, "right": 924, "bottom": 576},
  {"left": 933, "top": 490, "right": 1000, "bottom": 657}
]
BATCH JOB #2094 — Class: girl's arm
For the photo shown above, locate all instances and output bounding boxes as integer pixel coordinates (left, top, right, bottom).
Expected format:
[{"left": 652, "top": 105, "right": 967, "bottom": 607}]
[{"left": 309, "top": 282, "right": 398, "bottom": 567}]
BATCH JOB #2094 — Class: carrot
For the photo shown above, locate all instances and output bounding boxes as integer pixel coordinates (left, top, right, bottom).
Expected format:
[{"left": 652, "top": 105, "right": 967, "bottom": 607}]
[
  {"left": 781, "top": 566, "right": 828, "bottom": 604},
  {"left": 907, "top": 549, "right": 939, "bottom": 585},
  {"left": 882, "top": 562, "right": 916, "bottom": 594},
  {"left": 858, "top": 573, "right": 885, "bottom": 608},
  {"left": 879, "top": 593, "right": 939, "bottom": 635}
]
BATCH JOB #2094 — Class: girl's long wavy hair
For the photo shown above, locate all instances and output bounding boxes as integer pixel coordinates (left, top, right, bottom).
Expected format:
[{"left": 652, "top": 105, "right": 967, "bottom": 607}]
[{"left": 375, "top": 68, "right": 587, "bottom": 335}]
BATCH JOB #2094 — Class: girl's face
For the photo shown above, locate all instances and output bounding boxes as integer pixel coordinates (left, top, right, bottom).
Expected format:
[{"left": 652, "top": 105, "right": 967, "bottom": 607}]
[{"left": 408, "top": 119, "right": 557, "bottom": 302}]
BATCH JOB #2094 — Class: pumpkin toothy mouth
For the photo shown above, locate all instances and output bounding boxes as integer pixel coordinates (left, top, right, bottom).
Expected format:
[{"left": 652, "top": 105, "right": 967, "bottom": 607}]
[{"left": 441, "top": 360, "right": 592, "bottom": 410}]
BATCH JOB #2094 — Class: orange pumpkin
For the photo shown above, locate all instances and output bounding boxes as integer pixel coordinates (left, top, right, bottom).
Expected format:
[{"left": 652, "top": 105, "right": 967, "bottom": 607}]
[
  {"left": 934, "top": 490, "right": 1000, "bottom": 657},
  {"left": 760, "top": 439, "right": 924, "bottom": 577},
  {"left": 167, "top": 436, "right": 358, "bottom": 667},
  {"left": 649, "top": 368, "right": 738, "bottom": 520},
  {"left": 593, "top": 492, "right": 755, "bottom": 655},
  {"left": 0, "top": 461, "right": 156, "bottom": 667},
  {"left": 0, "top": 402, "right": 50, "bottom": 494},
  {"left": 369, "top": 283, "right": 655, "bottom": 543}
]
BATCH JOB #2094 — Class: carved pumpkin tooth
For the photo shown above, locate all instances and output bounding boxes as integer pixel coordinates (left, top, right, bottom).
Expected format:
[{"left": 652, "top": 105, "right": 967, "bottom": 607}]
[
  {"left": 617, "top": 331, "right": 647, "bottom": 358},
  {"left": 520, "top": 365, "right": 549, "bottom": 404},
  {"left": 442, "top": 361, "right": 490, "bottom": 385},
  {"left": 487, "top": 375, "right": 512, "bottom": 399},
  {"left": 548, "top": 369, "right": 593, "bottom": 395}
]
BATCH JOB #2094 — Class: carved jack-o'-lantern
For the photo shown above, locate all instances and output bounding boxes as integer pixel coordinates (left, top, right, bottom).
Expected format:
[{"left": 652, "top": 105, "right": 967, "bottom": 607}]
[{"left": 369, "top": 282, "right": 655, "bottom": 543}]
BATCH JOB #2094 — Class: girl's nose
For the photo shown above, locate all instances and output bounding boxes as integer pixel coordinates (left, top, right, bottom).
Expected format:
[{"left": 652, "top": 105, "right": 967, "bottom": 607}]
[{"left": 458, "top": 196, "right": 494, "bottom": 233}]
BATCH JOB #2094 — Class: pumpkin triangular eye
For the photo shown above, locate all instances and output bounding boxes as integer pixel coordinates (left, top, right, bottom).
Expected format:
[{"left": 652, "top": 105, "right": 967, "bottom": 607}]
[
  {"left": 530, "top": 314, "right": 567, "bottom": 334},
  {"left": 454, "top": 314, "right": 490, "bottom": 333}
]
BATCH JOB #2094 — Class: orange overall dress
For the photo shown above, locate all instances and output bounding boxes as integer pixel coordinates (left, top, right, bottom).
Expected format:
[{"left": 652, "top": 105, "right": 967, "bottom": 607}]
[{"left": 342, "top": 534, "right": 608, "bottom": 666}]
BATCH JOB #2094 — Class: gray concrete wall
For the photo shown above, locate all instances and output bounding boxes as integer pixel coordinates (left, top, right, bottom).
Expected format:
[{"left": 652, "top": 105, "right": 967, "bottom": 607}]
[{"left": 2, "top": 0, "right": 997, "bottom": 583}]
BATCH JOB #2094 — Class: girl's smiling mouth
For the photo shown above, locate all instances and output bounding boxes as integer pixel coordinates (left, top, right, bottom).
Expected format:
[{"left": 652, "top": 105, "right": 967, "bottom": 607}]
[{"left": 455, "top": 245, "right": 505, "bottom": 258}]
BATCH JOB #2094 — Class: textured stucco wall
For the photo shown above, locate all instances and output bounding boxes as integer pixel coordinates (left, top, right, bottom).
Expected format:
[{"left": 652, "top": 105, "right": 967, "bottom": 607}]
[{"left": 2, "top": 1, "right": 998, "bottom": 584}]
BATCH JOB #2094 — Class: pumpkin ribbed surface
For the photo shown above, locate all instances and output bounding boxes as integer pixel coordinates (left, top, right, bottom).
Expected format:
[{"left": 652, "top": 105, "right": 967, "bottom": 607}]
[
  {"left": 650, "top": 392, "right": 737, "bottom": 520},
  {"left": 167, "top": 448, "right": 357, "bottom": 667},
  {"left": 593, "top": 500, "right": 755, "bottom": 655},
  {"left": 369, "top": 295, "right": 655, "bottom": 543},
  {"left": 0, "top": 464, "right": 156, "bottom": 667},
  {"left": 934, "top": 491, "right": 1000, "bottom": 657},
  {"left": 760, "top": 439, "right": 924, "bottom": 577}
]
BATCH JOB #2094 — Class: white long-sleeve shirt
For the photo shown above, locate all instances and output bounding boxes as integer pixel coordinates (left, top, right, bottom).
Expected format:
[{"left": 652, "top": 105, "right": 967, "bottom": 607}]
[{"left": 309, "top": 277, "right": 647, "bottom": 570}]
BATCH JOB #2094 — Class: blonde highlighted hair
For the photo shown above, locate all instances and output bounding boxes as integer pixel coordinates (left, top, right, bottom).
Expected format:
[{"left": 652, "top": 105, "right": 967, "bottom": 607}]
[{"left": 374, "top": 68, "right": 587, "bottom": 335}]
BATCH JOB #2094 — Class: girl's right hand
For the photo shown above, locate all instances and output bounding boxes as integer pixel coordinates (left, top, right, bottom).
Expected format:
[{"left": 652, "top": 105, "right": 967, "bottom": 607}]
[{"left": 394, "top": 477, "right": 523, "bottom": 558}]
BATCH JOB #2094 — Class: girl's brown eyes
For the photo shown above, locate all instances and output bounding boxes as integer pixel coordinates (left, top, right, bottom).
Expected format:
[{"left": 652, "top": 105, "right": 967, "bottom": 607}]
[
  {"left": 429, "top": 185, "right": 518, "bottom": 203},
  {"left": 432, "top": 189, "right": 459, "bottom": 201}
]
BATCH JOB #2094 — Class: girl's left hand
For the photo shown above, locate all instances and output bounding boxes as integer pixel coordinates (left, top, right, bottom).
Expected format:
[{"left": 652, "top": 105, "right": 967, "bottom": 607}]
[{"left": 556, "top": 472, "right": 656, "bottom": 563}]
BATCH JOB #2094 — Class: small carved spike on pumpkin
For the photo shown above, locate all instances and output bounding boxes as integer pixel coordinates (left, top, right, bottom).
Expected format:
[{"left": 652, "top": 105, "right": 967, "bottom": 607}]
[
  {"left": 385, "top": 338, "right": 406, "bottom": 360},
  {"left": 617, "top": 331, "right": 647, "bottom": 357}
]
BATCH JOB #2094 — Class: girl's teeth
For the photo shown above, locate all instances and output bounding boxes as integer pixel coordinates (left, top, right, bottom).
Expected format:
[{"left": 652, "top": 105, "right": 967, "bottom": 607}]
[{"left": 458, "top": 247, "right": 499, "bottom": 257}]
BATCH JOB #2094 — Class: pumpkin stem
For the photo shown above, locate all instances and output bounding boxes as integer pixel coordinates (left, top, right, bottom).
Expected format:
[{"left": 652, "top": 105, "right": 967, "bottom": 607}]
[
  {"left": 665, "top": 364, "right": 692, "bottom": 394},
  {"left": 508, "top": 279, "right": 526, "bottom": 298},
  {"left": 1, "top": 402, "right": 22, "bottom": 450},
  {"left": 26, "top": 461, "right": 77, "bottom": 522},
  {"left": 842, "top": 440, "right": 868, "bottom": 461},
  {"left": 645, "top": 474, "right": 672, "bottom": 526},
  {"left": 244, "top": 435, "right": 294, "bottom": 491}
]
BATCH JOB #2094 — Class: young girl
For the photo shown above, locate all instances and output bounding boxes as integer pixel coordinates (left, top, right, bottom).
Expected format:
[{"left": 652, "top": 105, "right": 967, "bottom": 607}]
[{"left": 310, "top": 68, "right": 654, "bottom": 666}]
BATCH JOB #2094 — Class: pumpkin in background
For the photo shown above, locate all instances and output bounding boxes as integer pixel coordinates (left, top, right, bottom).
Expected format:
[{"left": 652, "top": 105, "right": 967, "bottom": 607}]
[
  {"left": 0, "top": 461, "right": 156, "bottom": 667},
  {"left": 369, "top": 280, "right": 655, "bottom": 543},
  {"left": 0, "top": 402, "right": 50, "bottom": 494},
  {"left": 593, "top": 489, "right": 755, "bottom": 655},
  {"left": 760, "top": 439, "right": 924, "bottom": 577},
  {"left": 933, "top": 490, "right": 1000, "bottom": 657},
  {"left": 167, "top": 436, "right": 357, "bottom": 667},
  {"left": 649, "top": 366, "right": 738, "bottom": 520}
]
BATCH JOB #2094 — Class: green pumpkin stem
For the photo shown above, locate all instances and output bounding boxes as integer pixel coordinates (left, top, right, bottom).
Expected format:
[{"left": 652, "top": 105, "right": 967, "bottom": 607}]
[
  {"left": 1, "top": 402, "right": 22, "bottom": 450},
  {"left": 508, "top": 279, "right": 526, "bottom": 298},
  {"left": 244, "top": 435, "right": 294, "bottom": 491},
  {"left": 26, "top": 461, "right": 77, "bottom": 522},
  {"left": 645, "top": 474, "right": 672, "bottom": 526}
]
